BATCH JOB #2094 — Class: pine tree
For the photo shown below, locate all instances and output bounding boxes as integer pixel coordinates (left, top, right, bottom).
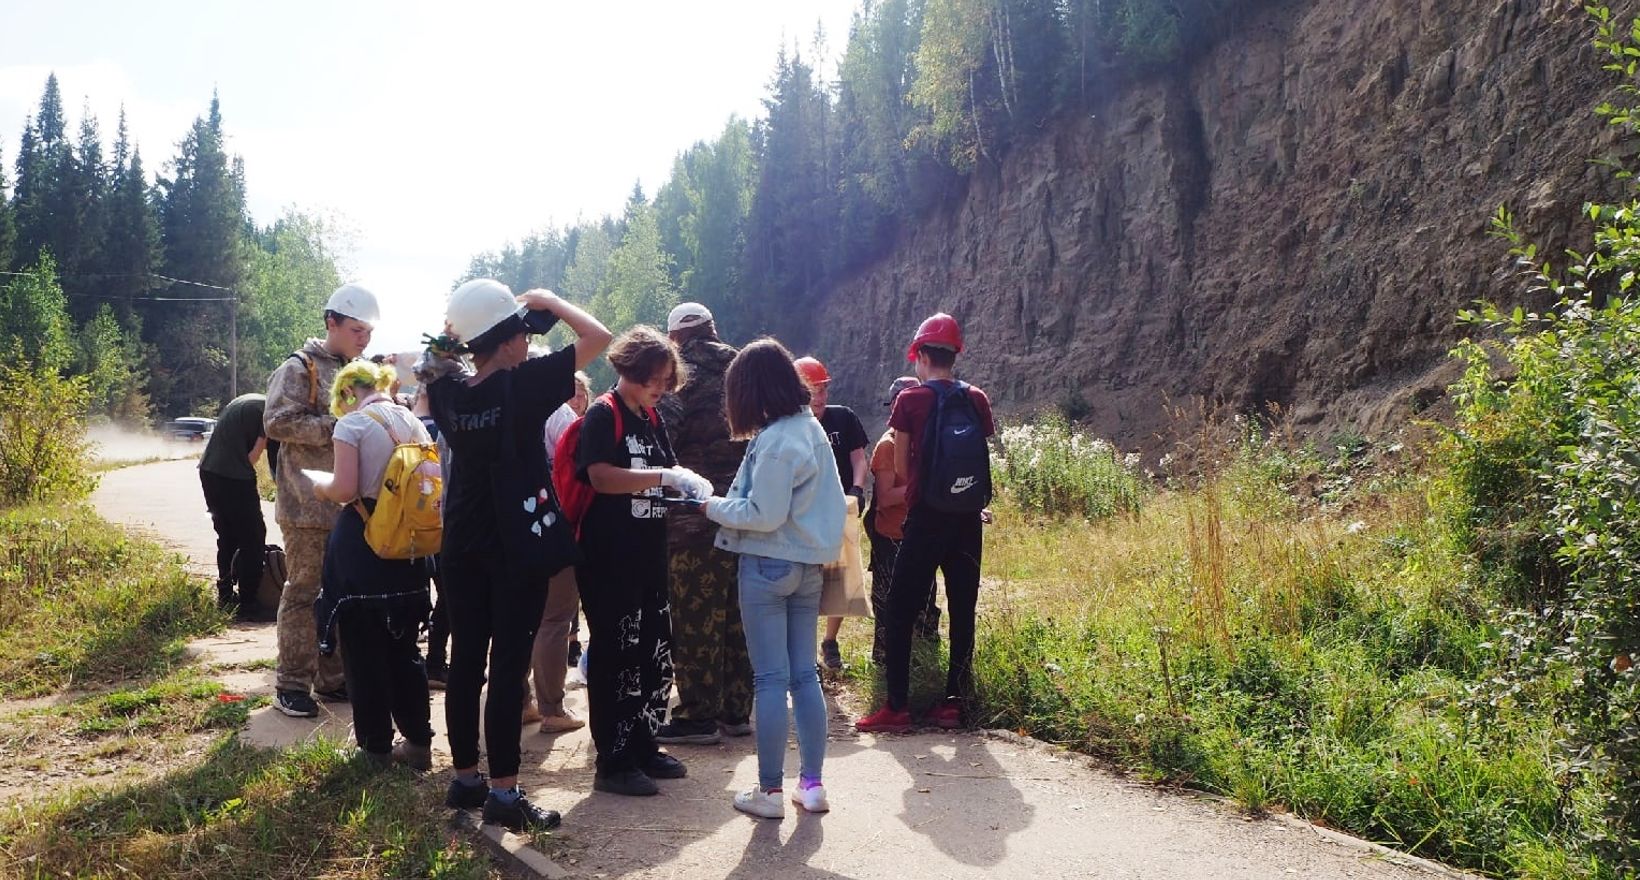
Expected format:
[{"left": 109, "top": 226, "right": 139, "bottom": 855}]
[
  {"left": 56, "top": 105, "right": 111, "bottom": 321},
  {"left": 153, "top": 91, "right": 248, "bottom": 415},
  {"left": 12, "top": 75, "right": 69, "bottom": 271},
  {"left": 0, "top": 138, "right": 15, "bottom": 271},
  {"left": 741, "top": 49, "right": 835, "bottom": 342},
  {"left": 102, "top": 108, "right": 163, "bottom": 324}
]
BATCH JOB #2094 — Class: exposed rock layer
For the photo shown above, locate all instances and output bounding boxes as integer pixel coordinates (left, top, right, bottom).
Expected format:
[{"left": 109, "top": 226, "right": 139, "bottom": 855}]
[{"left": 813, "top": 0, "right": 1623, "bottom": 449}]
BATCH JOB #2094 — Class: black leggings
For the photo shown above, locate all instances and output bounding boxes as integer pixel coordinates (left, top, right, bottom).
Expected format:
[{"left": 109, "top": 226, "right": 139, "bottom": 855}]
[
  {"left": 337, "top": 602, "right": 434, "bottom": 754},
  {"left": 883, "top": 506, "right": 982, "bottom": 711},
  {"left": 441, "top": 550, "right": 550, "bottom": 779}
]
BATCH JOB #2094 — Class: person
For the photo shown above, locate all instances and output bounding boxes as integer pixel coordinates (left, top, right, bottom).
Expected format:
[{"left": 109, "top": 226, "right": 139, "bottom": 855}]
[
  {"left": 792, "top": 356, "right": 867, "bottom": 676},
  {"left": 522, "top": 369, "right": 592, "bottom": 734},
  {"left": 198, "top": 392, "right": 271, "bottom": 620},
  {"left": 310, "top": 361, "right": 436, "bottom": 770},
  {"left": 654, "top": 303, "right": 753, "bottom": 747},
  {"left": 857, "top": 313, "right": 995, "bottom": 733},
  {"left": 411, "top": 388, "right": 451, "bottom": 690},
  {"left": 865, "top": 377, "right": 942, "bottom": 663},
  {"left": 264, "top": 282, "right": 379, "bottom": 719},
  {"left": 423, "top": 279, "right": 612, "bottom": 832},
  {"left": 574, "top": 326, "right": 711, "bottom": 797},
  {"left": 700, "top": 339, "right": 845, "bottom": 819}
]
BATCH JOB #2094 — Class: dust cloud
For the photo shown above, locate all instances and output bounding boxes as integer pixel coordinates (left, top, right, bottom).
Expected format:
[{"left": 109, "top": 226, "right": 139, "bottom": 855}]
[{"left": 88, "top": 424, "right": 202, "bottom": 465}]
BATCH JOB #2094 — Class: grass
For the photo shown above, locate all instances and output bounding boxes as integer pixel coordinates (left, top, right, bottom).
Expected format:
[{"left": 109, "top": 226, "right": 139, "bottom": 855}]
[
  {"left": 0, "top": 500, "right": 503, "bottom": 878},
  {"left": 0, "top": 737, "right": 500, "bottom": 879},
  {"left": 0, "top": 504, "right": 223, "bottom": 698},
  {"left": 838, "top": 430, "right": 1585, "bottom": 877}
]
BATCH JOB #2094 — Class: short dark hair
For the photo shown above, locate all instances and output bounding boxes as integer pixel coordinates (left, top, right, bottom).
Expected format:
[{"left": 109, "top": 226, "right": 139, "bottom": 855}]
[
  {"left": 669, "top": 321, "right": 719, "bottom": 346},
  {"left": 467, "top": 314, "right": 526, "bottom": 357},
  {"left": 724, "top": 338, "right": 810, "bottom": 439},
  {"left": 921, "top": 345, "right": 957, "bottom": 369},
  {"left": 608, "top": 325, "right": 687, "bottom": 391}
]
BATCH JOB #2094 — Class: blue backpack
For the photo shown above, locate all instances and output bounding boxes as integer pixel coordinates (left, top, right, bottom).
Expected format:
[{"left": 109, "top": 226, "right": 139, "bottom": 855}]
[{"left": 919, "top": 380, "right": 992, "bottom": 513}]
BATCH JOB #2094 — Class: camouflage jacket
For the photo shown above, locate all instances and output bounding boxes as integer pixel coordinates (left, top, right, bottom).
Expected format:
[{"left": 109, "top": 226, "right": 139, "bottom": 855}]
[
  {"left": 658, "top": 336, "right": 746, "bottom": 546},
  {"left": 264, "top": 338, "right": 349, "bottom": 529}
]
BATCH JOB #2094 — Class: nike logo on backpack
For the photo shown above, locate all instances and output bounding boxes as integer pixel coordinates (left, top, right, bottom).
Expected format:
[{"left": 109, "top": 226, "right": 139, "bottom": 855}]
[{"left": 951, "top": 476, "right": 977, "bottom": 493}]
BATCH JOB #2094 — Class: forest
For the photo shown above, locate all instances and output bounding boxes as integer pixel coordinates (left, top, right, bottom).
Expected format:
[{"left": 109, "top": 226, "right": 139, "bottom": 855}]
[{"left": 0, "top": 0, "right": 1263, "bottom": 423}]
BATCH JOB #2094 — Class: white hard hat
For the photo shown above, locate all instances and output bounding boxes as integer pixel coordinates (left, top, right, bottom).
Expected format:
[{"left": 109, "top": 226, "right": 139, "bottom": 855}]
[
  {"left": 325, "top": 283, "right": 381, "bottom": 326},
  {"left": 447, "top": 279, "right": 525, "bottom": 343},
  {"left": 667, "top": 302, "right": 713, "bottom": 332}
]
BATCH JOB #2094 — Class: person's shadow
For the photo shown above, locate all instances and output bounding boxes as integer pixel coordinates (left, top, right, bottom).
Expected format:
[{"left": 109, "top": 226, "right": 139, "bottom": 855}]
[{"left": 723, "top": 811, "right": 856, "bottom": 880}]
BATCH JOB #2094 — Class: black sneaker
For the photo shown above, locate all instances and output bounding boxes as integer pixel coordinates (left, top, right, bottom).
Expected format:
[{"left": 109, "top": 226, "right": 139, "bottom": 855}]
[
  {"left": 821, "top": 639, "right": 844, "bottom": 673},
  {"left": 567, "top": 640, "right": 582, "bottom": 666},
  {"left": 274, "top": 689, "right": 318, "bottom": 718},
  {"left": 482, "top": 788, "right": 562, "bottom": 831},
  {"left": 445, "top": 774, "right": 489, "bottom": 809},
  {"left": 642, "top": 751, "right": 687, "bottom": 779},
  {"left": 593, "top": 768, "right": 659, "bottom": 797},
  {"left": 719, "top": 718, "right": 752, "bottom": 737},
  {"left": 315, "top": 685, "right": 349, "bottom": 703},
  {"left": 234, "top": 600, "right": 270, "bottom": 622},
  {"left": 655, "top": 718, "right": 720, "bottom": 745}
]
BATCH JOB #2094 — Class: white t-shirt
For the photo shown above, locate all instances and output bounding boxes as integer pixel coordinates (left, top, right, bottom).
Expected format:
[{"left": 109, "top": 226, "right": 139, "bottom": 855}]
[
  {"left": 334, "top": 401, "right": 432, "bottom": 500},
  {"left": 543, "top": 403, "right": 577, "bottom": 464}
]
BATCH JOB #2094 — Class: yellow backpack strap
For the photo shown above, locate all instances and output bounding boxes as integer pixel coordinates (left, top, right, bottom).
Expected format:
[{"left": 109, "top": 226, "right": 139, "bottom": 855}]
[{"left": 351, "top": 406, "right": 400, "bottom": 522}]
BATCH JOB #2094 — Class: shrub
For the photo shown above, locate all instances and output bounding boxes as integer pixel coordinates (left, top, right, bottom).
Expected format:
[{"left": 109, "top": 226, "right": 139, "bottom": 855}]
[
  {"left": 0, "top": 356, "right": 97, "bottom": 506},
  {"left": 994, "top": 413, "right": 1146, "bottom": 520}
]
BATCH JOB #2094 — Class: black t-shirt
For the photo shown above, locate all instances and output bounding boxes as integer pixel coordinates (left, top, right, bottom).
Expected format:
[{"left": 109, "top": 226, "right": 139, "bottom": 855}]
[
  {"left": 576, "top": 392, "right": 677, "bottom": 557},
  {"left": 430, "top": 346, "right": 579, "bottom": 577},
  {"left": 819, "top": 405, "right": 868, "bottom": 490}
]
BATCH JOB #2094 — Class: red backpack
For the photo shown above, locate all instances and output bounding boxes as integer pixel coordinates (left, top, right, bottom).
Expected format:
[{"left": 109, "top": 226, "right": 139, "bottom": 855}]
[{"left": 552, "top": 392, "right": 655, "bottom": 538}]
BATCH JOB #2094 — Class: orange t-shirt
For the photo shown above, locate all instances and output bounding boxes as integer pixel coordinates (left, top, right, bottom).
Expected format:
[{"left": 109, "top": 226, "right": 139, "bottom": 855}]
[{"left": 870, "top": 430, "right": 908, "bottom": 539}]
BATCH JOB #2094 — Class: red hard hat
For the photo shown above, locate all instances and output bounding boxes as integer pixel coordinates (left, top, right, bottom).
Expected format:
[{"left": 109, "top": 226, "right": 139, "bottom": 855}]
[
  {"left": 793, "top": 356, "right": 831, "bottom": 387},
  {"left": 906, "top": 313, "right": 963, "bottom": 362}
]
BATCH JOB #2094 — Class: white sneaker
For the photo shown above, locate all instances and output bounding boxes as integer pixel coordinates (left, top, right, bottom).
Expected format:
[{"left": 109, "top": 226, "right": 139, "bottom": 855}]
[
  {"left": 733, "top": 787, "right": 785, "bottom": 820},
  {"left": 792, "top": 784, "right": 830, "bottom": 813}
]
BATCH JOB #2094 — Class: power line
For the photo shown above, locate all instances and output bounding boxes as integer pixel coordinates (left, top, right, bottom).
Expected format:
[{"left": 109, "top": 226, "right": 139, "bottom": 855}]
[{"left": 0, "top": 270, "right": 237, "bottom": 300}]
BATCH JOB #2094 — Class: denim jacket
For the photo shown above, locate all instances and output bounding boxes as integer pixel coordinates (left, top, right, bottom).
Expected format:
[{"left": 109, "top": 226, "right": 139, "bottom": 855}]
[{"left": 706, "top": 411, "right": 845, "bottom": 565}]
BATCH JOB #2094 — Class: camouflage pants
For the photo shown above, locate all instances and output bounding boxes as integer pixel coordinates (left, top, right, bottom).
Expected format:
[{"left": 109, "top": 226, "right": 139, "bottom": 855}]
[
  {"left": 276, "top": 526, "right": 346, "bottom": 694},
  {"left": 667, "top": 542, "right": 753, "bottom": 724}
]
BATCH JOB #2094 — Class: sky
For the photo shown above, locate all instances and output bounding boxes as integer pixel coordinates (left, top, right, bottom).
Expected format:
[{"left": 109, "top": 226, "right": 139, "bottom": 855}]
[{"left": 0, "top": 0, "right": 856, "bottom": 353}]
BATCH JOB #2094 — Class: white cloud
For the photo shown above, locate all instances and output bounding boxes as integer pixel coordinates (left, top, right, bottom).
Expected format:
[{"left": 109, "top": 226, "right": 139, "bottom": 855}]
[{"left": 3, "top": 0, "right": 857, "bottom": 354}]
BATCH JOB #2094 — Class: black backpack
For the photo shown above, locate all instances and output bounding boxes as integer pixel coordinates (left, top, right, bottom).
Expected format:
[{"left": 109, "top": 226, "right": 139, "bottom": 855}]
[{"left": 919, "top": 381, "right": 992, "bottom": 513}]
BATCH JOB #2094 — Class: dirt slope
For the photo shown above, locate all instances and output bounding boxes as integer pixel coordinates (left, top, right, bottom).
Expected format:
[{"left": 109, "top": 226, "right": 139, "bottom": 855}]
[{"left": 814, "top": 0, "right": 1623, "bottom": 449}]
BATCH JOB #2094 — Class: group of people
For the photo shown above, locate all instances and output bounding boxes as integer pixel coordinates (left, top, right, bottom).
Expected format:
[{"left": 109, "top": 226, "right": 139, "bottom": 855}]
[{"left": 196, "top": 279, "right": 995, "bottom": 832}]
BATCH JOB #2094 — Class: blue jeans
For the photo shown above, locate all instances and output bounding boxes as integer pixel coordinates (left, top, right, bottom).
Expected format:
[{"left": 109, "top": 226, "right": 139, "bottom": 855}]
[{"left": 737, "top": 553, "right": 826, "bottom": 791}]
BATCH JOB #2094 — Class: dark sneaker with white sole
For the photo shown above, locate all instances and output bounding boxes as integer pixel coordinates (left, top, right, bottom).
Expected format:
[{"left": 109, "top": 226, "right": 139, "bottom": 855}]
[
  {"left": 482, "top": 788, "right": 561, "bottom": 832},
  {"left": 655, "top": 718, "right": 721, "bottom": 745},
  {"left": 274, "top": 688, "right": 318, "bottom": 718}
]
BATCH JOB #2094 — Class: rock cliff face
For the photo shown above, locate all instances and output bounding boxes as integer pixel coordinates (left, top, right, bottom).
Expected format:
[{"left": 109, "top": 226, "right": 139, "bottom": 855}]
[{"left": 812, "top": 0, "right": 1623, "bottom": 449}]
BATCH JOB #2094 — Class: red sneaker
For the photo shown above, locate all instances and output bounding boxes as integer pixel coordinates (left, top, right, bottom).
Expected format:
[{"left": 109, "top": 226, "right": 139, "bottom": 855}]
[
  {"left": 927, "top": 699, "right": 963, "bottom": 729},
  {"left": 855, "top": 705, "right": 913, "bottom": 733}
]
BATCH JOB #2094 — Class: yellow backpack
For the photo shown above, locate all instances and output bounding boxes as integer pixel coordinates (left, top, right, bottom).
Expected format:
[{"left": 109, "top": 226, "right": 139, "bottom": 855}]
[{"left": 354, "top": 407, "right": 443, "bottom": 559}]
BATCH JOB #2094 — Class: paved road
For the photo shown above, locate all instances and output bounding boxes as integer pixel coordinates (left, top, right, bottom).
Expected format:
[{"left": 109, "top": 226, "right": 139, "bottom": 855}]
[{"left": 95, "top": 459, "right": 1442, "bottom": 879}]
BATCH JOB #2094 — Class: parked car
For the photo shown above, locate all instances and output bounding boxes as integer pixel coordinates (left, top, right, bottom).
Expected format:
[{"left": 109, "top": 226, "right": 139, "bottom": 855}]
[{"left": 163, "top": 417, "right": 216, "bottom": 443}]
